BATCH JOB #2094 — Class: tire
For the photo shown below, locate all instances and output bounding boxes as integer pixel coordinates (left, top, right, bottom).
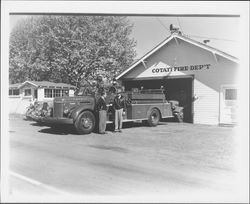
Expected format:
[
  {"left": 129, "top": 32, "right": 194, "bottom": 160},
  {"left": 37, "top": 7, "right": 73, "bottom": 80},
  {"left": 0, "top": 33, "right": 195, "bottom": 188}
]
[
  {"left": 74, "top": 111, "right": 96, "bottom": 134},
  {"left": 147, "top": 108, "right": 160, "bottom": 127}
]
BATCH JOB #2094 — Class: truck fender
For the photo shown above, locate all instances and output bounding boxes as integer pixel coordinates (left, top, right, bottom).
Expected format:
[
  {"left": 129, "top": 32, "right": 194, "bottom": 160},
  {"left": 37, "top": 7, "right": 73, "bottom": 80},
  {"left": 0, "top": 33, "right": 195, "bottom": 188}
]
[
  {"left": 146, "top": 106, "right": 162, "bottom": 119},
  {"left": 71, "top": 105, "right": 96, "bottom": 123}
]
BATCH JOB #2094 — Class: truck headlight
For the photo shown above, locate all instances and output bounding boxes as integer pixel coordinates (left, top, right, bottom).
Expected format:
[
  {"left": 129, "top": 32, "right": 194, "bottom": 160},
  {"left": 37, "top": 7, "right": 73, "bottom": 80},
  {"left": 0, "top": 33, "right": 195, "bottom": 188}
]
[{"left": 64, "top": 109, "right": 69, "bottom": 115}]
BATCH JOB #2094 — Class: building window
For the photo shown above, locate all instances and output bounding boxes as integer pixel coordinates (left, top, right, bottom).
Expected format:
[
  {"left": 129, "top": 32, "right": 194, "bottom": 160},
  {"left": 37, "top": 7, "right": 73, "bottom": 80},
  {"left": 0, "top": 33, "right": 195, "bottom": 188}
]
[
  {"left": 24, "top": 89, "right": 31, "bottom": 96},
  {"left": 225, "top": 89, "right": 237, "bottom": 100},
  {"left": 54, "top": 89, "right": 61, "bottom": 97},
  {"left": 44, "top": 89, "right": 53, "bottom": 98},
  {"left": 44, "top": 89, "right": 69, "bottom": 98},
  {"left": 9, "top": 89, "right": 20, "bottom": 96},
  {"left": 13, "top": 89, "right": 20, "bottom": 95}
]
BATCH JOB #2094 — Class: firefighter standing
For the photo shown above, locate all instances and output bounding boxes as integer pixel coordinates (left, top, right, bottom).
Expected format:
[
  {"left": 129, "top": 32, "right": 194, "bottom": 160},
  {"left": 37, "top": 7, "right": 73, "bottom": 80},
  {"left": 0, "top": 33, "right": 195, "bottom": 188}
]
[
  {"left": 113, "top": 89, "right": 126, "bottom": 133},
  {"left": 96, "top": 91, "right": 107, "bottom": 134}
]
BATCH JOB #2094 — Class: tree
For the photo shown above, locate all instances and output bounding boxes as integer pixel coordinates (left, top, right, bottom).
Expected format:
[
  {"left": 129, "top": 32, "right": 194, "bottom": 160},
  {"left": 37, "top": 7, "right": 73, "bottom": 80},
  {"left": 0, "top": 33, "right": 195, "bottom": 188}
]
[{"left": 9, "top": 15, "right": 137, "bottom": 90}]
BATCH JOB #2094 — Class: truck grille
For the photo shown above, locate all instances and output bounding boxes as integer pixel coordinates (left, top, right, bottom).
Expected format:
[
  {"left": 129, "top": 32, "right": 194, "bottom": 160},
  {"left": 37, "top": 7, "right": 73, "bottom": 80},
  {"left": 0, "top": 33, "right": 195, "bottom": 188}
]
[{"left": 53, "top": 102, "right": 64, "bottom": 118}]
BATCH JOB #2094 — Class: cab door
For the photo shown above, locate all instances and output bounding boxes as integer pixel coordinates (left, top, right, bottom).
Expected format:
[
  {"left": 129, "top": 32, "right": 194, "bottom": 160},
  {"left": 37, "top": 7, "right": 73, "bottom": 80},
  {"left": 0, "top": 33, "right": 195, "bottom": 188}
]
[{"left": 219, "top": 85, "right": 238, "bottom": 125}]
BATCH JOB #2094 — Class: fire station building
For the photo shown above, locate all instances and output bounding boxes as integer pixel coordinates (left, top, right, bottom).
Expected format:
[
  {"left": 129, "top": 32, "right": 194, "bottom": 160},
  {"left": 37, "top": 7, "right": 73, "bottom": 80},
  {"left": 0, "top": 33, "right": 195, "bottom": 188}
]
[{"left": 116, "top": 33, "right": 239, "bottom": 125}]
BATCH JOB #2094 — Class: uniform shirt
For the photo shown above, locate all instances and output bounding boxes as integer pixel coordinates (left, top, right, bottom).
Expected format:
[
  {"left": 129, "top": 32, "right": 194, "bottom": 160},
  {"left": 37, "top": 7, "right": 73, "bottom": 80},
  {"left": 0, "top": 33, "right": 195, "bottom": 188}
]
[
  {"left": 96, "top": 97, "right": 107, "bottom": 111},
  {"left": 113, "top": 95, "right": 126, "bottom": 110}
]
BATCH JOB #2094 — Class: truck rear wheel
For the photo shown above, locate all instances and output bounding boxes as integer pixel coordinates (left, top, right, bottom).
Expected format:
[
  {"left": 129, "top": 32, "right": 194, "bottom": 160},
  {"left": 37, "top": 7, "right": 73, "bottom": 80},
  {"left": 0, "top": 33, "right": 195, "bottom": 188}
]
[
  {"left": 74, "top": 111, "right": 96, "bottom": 134},
  {"left": 147, "top": 108, "right": 160, "bottom": 127}
]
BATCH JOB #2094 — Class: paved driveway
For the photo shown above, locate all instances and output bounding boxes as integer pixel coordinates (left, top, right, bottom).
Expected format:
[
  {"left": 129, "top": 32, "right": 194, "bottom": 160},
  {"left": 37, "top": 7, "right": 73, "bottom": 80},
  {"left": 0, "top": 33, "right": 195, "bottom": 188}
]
[{"left": 6, "top": 115, "right": 239, "bottom": 202}]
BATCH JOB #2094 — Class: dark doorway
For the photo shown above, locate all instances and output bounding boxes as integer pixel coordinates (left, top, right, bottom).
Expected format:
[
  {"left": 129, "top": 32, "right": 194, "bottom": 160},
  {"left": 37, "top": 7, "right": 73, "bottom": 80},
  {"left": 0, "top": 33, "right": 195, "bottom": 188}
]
[
  {"left": 123, "top": 76, "right": 194, "bottom": 123},
  {"left": 163, "top": 77, "right": 193, "bottom": 123},
  {"left": 34, "top": 90, "right": 38, "bottom": 99}
]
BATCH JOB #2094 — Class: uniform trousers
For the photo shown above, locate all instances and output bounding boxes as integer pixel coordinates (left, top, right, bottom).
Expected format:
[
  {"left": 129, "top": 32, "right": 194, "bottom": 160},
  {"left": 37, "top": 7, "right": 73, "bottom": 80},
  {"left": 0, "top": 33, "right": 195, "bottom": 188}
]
[
  {"left": 115, "top": 108, "right": 123, "bottom": 131},
  {"left": 99, "top": 110, "right": 107, "bottom": 133}
]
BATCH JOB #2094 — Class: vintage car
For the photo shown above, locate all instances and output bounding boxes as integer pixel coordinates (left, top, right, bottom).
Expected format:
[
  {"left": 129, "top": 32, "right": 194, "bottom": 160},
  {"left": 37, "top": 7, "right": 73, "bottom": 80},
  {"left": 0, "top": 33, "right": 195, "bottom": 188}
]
[{"left": 28, "top": 88, "right": 183, "bottom": 134}]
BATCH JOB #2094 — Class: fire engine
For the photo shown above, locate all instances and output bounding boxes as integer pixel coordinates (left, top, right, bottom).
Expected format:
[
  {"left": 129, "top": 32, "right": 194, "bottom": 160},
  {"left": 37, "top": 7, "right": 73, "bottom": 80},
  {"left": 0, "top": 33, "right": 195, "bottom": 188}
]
[{"left": 28, "top": 87, "right": 183, "bottom": 134}]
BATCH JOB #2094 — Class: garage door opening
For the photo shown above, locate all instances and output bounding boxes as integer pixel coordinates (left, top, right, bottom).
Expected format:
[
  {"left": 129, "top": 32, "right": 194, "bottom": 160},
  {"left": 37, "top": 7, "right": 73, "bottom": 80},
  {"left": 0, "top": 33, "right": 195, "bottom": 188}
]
[{"left": 123, "top": 76, "right": 194, "bottom": 123}]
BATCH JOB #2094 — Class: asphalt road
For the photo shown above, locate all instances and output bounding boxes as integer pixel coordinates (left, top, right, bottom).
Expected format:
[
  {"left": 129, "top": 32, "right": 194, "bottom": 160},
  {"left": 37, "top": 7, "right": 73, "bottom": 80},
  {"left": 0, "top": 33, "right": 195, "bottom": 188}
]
[{"left": 8, "top": 115, "right": 238, "bottom": 201}]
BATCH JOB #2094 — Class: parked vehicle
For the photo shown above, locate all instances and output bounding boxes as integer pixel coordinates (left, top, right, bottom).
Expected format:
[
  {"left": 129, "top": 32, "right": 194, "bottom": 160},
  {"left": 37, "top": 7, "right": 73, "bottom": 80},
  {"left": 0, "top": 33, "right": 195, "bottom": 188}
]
[{"left": 29, "top": 88, "right": 183, "bottom": 134}]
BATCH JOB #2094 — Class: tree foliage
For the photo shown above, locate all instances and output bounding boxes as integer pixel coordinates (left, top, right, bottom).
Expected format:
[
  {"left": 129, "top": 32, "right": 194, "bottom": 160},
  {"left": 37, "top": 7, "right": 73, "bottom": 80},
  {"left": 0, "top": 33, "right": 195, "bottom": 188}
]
[{"left": 9, "top": 15, "right": 137, "bottom": 90}]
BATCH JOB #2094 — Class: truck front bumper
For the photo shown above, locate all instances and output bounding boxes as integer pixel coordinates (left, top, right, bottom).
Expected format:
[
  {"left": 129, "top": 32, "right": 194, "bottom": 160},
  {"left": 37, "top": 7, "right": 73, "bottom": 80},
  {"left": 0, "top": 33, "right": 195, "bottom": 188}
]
[{"left": 31, "top": 115, "right": 74, "bottom": 125}]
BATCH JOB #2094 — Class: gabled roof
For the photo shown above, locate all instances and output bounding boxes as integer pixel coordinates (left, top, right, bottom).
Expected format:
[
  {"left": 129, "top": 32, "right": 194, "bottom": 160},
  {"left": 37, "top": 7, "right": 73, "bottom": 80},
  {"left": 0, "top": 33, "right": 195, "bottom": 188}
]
[
  {"left": 27, "top": 81, "right": 76, "bottom": 89},
  {"left": 178, "top": 34, "right": 238, "bottom": 62},
  {"left": 10, "top": 81, "right": 76, "bottom": 89},
  {"left": 116, "top": 33, "right": 239, "bottom": 80}
]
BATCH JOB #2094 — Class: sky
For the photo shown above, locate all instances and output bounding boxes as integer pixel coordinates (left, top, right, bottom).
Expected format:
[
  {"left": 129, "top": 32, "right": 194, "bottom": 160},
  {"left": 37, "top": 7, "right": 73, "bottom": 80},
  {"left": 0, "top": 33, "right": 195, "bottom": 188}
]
[
  {"left": 9, "top": 15, "right": 240, "bottom": 59},
  {"left": 128, "top": 16, "right": 240, "bottom": 58}
]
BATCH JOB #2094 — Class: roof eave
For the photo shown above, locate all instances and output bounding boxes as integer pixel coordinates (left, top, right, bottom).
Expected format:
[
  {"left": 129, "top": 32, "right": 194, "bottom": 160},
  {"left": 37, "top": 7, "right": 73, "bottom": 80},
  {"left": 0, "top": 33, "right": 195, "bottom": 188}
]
[
  {"left": 116, "top": 35, "right": 174, "bottom": 80},
  {"left": 176, "top": 35, "right": 239, "bottom": 63},
  {"left": 19, "top": 81, "right": 38, "bottom": 89},
  {"left": 116, "top": 34, "right": 239, "bottom": 80}
]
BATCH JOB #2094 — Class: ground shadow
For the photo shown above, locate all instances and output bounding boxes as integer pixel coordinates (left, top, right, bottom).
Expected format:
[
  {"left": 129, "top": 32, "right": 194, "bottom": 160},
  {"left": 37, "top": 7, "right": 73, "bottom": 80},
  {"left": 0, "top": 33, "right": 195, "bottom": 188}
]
[
  {"left": 38, "top": 124, "right": 79, "bottom": 135},
  {"left": 36, "top": 120, "right": 173, "bottom": 135},
  {"left": 162, "top": 117, "right": 179, "bottom": 122},
  {"left": 30, "top": 122, "right": 48, "bottom": 127},
  {"left": 106, "top": 120, "right": 169, "bottom": 131},
  {"left": 88, "top": 144, "right": 129, "bottom": 153},
  {"left": 105, "top": 121, "right": 144, "bottom": 131}
]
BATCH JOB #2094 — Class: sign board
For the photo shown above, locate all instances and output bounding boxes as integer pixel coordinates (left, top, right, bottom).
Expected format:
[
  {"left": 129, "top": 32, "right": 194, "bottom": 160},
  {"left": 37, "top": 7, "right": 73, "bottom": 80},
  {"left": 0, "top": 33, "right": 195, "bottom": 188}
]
[{"left": 136, "top": 61, "right": 211, "bottom": 78}]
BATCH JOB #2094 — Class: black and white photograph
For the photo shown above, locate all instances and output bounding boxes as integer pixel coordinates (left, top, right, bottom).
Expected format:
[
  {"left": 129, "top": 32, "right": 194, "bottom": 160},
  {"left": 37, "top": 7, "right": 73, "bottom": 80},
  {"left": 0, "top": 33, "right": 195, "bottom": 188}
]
[{"left": 1, "top": 1, "right": 249, "bottom": 203}]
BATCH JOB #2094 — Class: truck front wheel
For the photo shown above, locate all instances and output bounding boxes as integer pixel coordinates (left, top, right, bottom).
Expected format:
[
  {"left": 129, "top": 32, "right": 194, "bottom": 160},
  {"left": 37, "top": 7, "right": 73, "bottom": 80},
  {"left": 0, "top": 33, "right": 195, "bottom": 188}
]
[
  {"left": 147, "top": 108, "right": 160, "bottom": 127},
  {"left": 74, "top": 111, "right": 96, "bottom": 134}
]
